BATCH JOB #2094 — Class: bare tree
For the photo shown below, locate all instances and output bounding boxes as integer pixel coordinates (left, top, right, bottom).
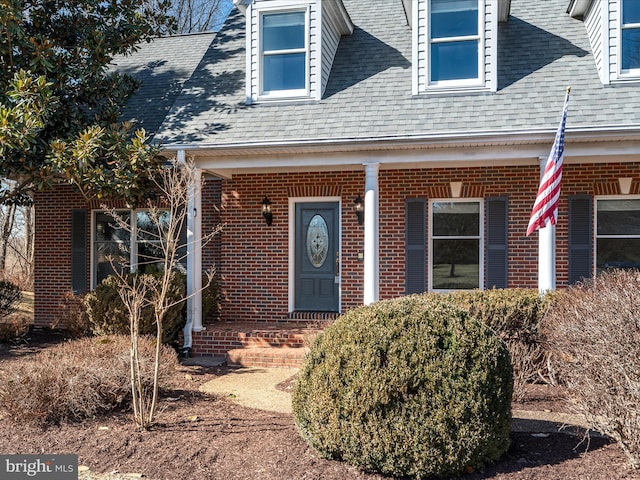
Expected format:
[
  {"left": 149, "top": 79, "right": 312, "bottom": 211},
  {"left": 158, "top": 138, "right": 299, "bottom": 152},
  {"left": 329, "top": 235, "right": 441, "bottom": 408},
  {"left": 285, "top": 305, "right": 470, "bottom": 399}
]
[
  {"left": 145, "top": 0, "right": 232, "bottom": 33},
  {"left": 0, "top": 180, "right": 34, "bottom": 290},
  {"left": 174, "top": 0, "right": 231, "bottom": 33},
  {"left": 104, "top": 159, "right": 220, "bottom": 429},
  {"left": 0, "top": 203, "right": 17, "bottom": 271}
]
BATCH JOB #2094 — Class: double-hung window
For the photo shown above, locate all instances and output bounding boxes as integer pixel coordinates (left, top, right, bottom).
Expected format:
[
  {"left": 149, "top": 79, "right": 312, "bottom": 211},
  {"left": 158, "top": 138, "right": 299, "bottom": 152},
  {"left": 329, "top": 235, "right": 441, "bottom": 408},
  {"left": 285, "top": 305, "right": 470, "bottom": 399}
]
[
  {"left": 429, "top": 200, "right": 483, "bottom": 290},
  {"left": 429, "top": 0, "right": 481, "bottom": 85},
  {"left": 595, "top": 198, "right": 640, "bottom": 273},
  {"left": 260, "top": 10, "right": 308, "bottom": 97},
  {"left": 94, "top": 211, "right": 131, "bottom": 286},
  {"left": 621, "top": 0, "right": 640, "bottom": 73},
  {"left": 93, "top": 210, "right": 180, "bottom": 287},
  {"left": 135, "top": 210, "right": 172, "bottom": 272}
]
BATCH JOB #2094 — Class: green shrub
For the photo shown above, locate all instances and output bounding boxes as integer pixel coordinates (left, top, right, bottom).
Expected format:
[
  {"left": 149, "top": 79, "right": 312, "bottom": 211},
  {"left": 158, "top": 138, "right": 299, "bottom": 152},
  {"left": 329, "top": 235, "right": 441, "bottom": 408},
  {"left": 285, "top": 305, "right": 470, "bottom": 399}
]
[
  {"left": 544, "top": 270, "right": 640, "bottom": 469},
  {"left": 292, "top": 295, "right": 513, "bottom": 479},
  {"left": 443, "top": 289, "right": 554, "bottom": 341},
  {"left": 84, "top": 271, "right": 186, "bottom": 345},
  {"left": 202, "top": 273, "right": 221, "bottom": 321},
  {"left": 0, "top": 280, "right": 21, "bottom": 318},
  {"left": 0, "top": 335, "right": 178, "bottom": 425},
  {"left": 443, "top": 289, "right": 555, "bottom": 400}
]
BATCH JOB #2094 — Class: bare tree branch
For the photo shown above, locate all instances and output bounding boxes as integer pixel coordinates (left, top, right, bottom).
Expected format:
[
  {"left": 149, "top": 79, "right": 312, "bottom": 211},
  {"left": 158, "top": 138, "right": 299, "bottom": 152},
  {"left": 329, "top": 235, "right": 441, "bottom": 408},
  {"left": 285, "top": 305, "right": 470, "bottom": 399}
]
[
  {"left": 147, "top": 0, "right": 232, "bottom": 33},
  {"left": 103, "top": 158, "right": 221, "bottom": 429}
]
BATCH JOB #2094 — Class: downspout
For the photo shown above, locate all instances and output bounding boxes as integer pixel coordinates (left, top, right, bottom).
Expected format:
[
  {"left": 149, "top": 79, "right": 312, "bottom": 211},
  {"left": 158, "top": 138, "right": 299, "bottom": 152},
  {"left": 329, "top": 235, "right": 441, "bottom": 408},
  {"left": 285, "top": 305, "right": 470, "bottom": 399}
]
[{"left": 180, "top": 150, "right": 204, "bottom": 357}]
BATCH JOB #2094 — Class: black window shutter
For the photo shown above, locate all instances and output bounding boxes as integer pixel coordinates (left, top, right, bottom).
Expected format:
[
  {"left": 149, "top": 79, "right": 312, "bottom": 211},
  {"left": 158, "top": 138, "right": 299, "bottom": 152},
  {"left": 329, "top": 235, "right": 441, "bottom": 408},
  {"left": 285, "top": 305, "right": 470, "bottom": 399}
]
[
  {"left": 486, "top": 197, "right": 508, "bottom": 289},
  {"left": 405, "top": 199, "right": 426, "bottom": 294},
  {"left": 568, "top": 195, "right": 593, "bottom": 284},
  {"left": 71, "top": 210, "right": 88, "bottom": 294}
]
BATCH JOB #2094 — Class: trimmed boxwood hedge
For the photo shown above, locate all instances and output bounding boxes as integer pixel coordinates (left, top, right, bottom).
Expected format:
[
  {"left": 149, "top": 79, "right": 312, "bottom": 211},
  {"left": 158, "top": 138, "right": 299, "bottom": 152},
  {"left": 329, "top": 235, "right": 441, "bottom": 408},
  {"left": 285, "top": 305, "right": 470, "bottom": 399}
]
[
  {"left": 292, "top": 294, "right": 513, "bottom": 479},
  {"left": 444, "top": 289, "right": 556, "bottom": 398},
  {"left": 443, "top": 289, "right": 554, "bottom": 345}
]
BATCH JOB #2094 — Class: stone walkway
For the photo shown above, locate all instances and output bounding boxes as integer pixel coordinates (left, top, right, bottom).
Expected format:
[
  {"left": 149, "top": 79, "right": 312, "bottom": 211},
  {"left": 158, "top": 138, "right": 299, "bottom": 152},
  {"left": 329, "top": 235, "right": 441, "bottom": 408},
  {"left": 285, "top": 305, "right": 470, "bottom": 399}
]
[
  {"left": 199, "top": 366, "right": 298, "bottom": 414},
  {"left": 200, "top": 367, "right": 595, "bottom": 438}
]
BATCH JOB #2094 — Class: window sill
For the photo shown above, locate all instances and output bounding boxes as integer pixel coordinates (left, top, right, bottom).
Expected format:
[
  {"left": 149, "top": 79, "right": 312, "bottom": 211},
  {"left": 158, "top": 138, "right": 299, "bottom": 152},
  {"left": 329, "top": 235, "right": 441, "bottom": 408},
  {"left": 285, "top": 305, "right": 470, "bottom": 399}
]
[
  {"left": 414, "top": 85, "right": 493, "bottom": 97},
  {"left": 609, "top": 75, "right": 640, "bottom": 85},
  {"left": 252, "top": 95, "right": 319, "bottom": 106}
]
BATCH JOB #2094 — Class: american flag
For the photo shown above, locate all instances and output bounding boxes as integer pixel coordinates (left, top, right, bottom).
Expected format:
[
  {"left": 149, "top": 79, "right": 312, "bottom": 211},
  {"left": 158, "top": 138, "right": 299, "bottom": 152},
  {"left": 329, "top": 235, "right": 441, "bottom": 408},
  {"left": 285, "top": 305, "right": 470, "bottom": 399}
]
[{"left": 526, "top": 89, "right": 570, "bottom": 236}]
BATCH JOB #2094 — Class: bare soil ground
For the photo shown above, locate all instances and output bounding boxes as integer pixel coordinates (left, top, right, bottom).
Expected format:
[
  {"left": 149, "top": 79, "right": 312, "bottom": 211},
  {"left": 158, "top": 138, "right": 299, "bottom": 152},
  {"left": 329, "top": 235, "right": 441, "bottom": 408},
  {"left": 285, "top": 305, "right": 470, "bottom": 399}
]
[{"left": 1, "top": 330, "right": 639, "bottom": 480}]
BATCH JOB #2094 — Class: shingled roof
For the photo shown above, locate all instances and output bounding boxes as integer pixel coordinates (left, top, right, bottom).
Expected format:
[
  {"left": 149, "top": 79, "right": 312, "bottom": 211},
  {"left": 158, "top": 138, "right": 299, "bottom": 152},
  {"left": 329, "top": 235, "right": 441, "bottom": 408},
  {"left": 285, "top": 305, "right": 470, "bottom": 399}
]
[
  {"left": 111, "top": 32, "right": 216, "bottom": 135},
  {"left": 151, "top": 0, "right": 640, "bottom": 148}
]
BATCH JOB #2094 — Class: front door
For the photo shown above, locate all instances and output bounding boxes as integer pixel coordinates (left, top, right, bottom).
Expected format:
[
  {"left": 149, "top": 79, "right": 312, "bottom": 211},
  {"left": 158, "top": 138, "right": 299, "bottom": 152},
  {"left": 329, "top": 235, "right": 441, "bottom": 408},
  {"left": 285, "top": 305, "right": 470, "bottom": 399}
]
[{"left": 295, "top": 202, "right": 340, "bottom": 312}]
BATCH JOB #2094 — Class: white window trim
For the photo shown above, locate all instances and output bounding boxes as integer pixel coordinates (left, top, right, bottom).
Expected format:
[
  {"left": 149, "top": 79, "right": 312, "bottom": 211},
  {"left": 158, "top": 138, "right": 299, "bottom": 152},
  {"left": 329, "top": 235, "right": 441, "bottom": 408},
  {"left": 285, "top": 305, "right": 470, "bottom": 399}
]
[
  {"left": 428, "top": 198, "right": 484, "bottom": 292},
  {"left": 618, "top": 0, "right": 640, "bottom": 79},
  {"left": 594, "top": 195, "right": 640, "bottom": 275},
  {"left": 426, "top": 0, "right": 485, "bottom": 90},
  {"left": 257, "top": 5, "right": 311, "bottom": 100}
]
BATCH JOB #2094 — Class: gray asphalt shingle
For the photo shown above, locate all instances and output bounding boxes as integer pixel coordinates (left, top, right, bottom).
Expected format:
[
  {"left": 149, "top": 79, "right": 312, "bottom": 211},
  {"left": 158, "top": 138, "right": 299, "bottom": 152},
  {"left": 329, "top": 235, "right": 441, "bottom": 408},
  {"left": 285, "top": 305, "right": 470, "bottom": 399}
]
[
  {"left": 111, "top": 32, "right": 216, "bottom": 135},
  {"left": 152, "top": 0, "right": 640, "bottom": 146}
]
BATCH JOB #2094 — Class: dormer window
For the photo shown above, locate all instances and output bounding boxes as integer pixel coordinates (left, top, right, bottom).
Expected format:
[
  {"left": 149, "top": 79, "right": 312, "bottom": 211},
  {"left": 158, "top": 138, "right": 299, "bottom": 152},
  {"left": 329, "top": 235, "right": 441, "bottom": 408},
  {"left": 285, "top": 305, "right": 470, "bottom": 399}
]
[
  {"left": 413, "top": 0, "right": 493, "bottom": 94},
  {"left": 621, "top": 0, "right": 640, "bottom": 73},
  {"left": 240, "top": 0, "right": 352, "bottom": 104},
  {"left": 261, "top": 10, "right": 308, "bottom": 96},
  {"left": 429, "top": 0, "right": 481, "bottom": 84},
  {"left": 569, "top": 0, "right": 640, "bottom": 84}
]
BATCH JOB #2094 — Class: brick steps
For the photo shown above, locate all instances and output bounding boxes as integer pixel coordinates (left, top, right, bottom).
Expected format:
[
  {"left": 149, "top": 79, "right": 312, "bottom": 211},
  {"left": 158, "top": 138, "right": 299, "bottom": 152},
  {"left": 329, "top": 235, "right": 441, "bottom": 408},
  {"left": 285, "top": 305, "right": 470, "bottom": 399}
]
[
  {"left": 189, "top": 321, "right": 326, "bottom": 368},
  {"left": 227, "top": 346, "right": 310, "bottom": 368}
]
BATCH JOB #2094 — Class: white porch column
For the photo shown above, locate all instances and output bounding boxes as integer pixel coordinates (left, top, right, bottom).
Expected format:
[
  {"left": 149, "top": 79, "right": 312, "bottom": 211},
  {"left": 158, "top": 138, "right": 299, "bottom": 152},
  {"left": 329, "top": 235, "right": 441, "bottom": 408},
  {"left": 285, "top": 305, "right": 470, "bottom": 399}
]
[
  {"left": 181, "top": 150, "right": 204, "bottom": 350},
  {"left": 363, "top": 163, "right": 380, "bottom": 305},
  {"left": 538, "top": 156, "right": 556, "bottom": 293}
]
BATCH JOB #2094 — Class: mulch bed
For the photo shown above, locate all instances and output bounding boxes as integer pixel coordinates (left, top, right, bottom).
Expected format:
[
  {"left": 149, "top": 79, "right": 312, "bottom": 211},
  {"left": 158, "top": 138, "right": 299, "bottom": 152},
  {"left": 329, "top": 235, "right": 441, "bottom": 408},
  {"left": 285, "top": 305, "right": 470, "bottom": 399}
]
[{"left": 1, "top": 331, "right": 639, "bottom": 480}]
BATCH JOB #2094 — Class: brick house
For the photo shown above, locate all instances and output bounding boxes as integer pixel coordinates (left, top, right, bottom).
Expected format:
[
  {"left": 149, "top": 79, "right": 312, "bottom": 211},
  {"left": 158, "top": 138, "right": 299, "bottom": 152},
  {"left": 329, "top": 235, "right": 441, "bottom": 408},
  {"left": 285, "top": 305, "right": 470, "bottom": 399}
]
[{"left": 35, "top": 0, "right": 640, "bottom": 356}]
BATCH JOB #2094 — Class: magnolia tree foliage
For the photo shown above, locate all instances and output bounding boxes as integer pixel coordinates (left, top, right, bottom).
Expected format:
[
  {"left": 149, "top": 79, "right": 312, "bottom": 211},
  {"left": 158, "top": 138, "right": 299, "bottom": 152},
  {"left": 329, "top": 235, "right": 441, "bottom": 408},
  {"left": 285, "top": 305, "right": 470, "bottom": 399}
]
[{"left": 0, "top": 0, "right": 175, "bottom": 204}]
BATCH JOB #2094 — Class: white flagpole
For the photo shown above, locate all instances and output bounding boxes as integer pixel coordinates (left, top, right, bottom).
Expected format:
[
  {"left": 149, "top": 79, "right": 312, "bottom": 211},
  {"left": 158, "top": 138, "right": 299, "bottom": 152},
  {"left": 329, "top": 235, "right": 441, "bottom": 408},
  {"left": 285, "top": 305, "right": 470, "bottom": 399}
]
[
  {"left": 534, "top": 87, "right": 570, "bottom": 293},
  {"left": 538, "top": 155, "right": 556, "bottom": 293}
]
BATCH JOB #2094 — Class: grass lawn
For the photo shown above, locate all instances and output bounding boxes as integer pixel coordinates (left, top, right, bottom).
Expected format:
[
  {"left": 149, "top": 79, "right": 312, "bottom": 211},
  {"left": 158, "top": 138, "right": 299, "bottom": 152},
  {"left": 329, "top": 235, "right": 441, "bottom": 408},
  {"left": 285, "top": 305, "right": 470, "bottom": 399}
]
[
  {"left": 14, "top": 291, "right": 34, "bottom": 320},
  {"left": 432, "top": 264, "right": 479, "bottom": 290},
  {"left": 0, "top": 291, "right": 34, "bottom": 340}
]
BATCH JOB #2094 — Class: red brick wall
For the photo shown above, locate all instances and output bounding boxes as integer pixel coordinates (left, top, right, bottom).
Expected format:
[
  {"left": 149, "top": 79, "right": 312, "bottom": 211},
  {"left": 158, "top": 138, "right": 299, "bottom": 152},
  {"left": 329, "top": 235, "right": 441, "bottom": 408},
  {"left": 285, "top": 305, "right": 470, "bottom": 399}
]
[
  {"left": 202, "top": 178, "right": 223, "bottom": 322},
  {"left": 33, "top": 179, "right": 224, "bottom": 327},
  {"left": 34, "top": 185, "right": 89, "bottom": 327},
  {"left": 202, "top": 178, "right": 222, "bottom": 274},
  {"left": 33, "top": 162, "right": 640, "bottom": 327},
  {"left": 217, "top": 170, "right": 366, "bottom": 323},
  {"left": 376, "top": 165, "right": 545, "bottom": 293},
  {"left": 215, "top": 162, "right": 640, "bottom": 322}
]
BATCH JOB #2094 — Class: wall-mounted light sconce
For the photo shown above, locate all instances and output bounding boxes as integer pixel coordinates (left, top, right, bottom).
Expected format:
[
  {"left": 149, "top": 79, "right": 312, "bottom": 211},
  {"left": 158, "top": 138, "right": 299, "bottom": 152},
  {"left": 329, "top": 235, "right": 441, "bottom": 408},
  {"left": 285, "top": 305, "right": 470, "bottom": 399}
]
[
  {"left": 354, "top": 195, "right": 364, "bottom": 225},
  {"left": 261, "top": 196, "right": 273, "bottom": 226}
]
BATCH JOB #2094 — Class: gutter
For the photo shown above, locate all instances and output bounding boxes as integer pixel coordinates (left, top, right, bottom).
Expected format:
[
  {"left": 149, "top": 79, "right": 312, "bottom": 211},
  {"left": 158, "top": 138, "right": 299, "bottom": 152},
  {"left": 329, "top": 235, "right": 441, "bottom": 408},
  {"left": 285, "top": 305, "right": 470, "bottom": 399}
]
[{"left": 160, "top": 124, "right": 640, "bottom": 154}]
